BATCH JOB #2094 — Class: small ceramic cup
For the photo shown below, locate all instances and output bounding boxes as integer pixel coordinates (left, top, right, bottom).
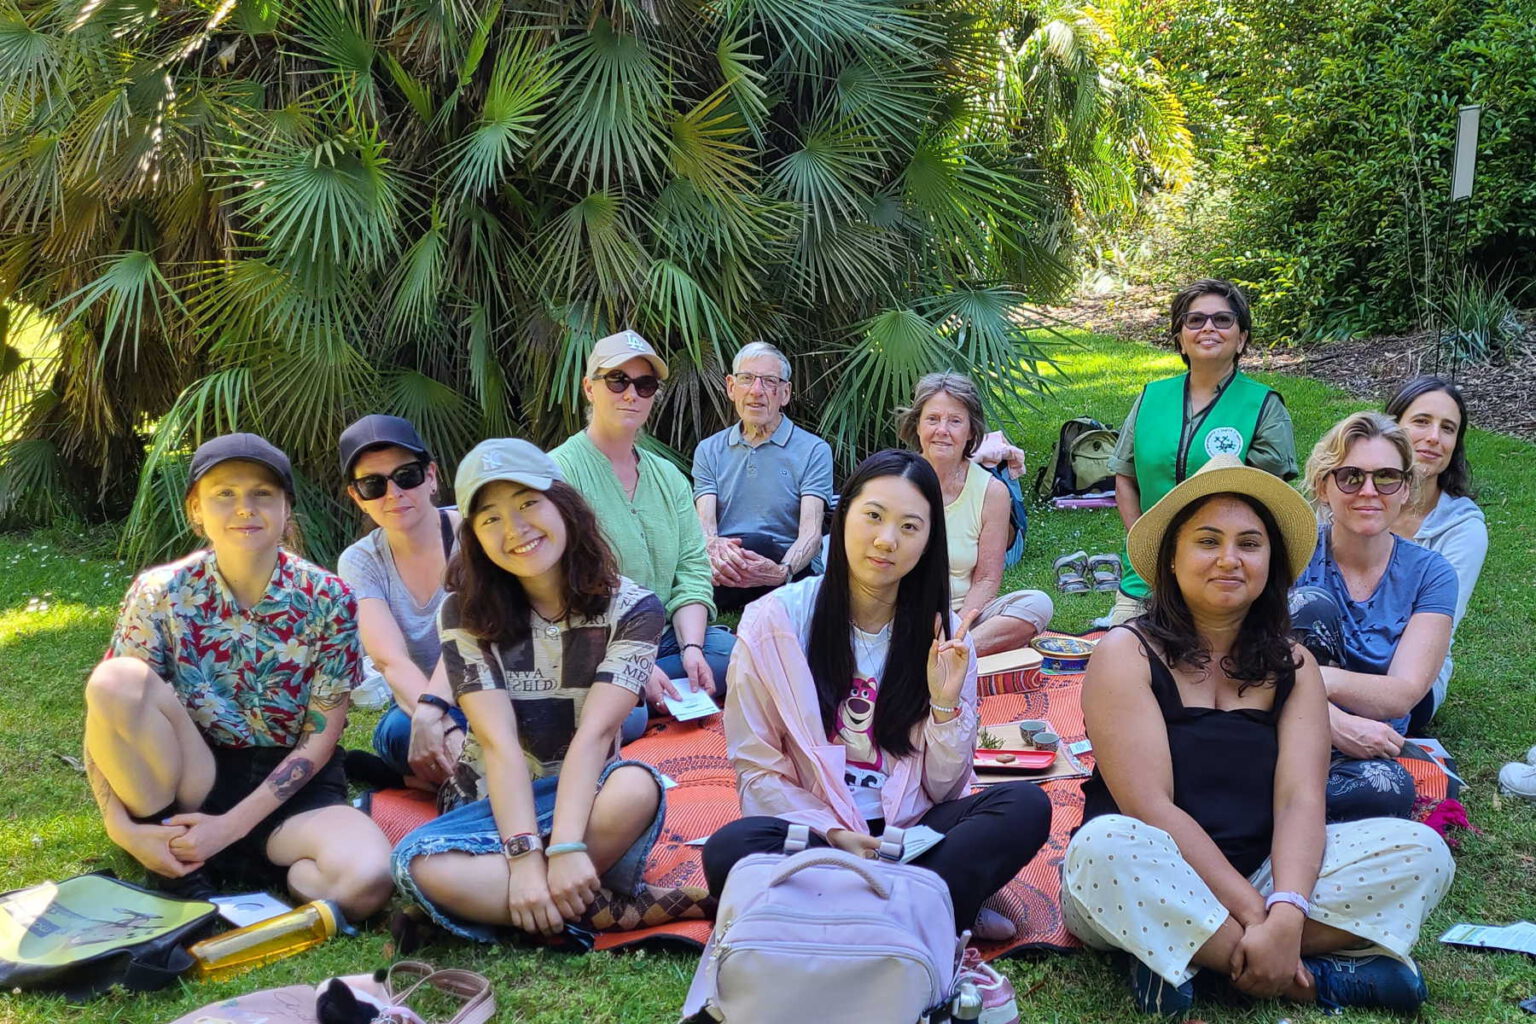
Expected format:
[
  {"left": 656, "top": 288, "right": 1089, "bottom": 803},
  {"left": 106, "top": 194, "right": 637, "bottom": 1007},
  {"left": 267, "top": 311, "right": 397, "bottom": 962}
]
[
  {"left": 1018, "top": 720, "right": 1050, "bottom": 746},
  {"left": 1031, "top": 730, "right": 1060, "bottom": 753}
]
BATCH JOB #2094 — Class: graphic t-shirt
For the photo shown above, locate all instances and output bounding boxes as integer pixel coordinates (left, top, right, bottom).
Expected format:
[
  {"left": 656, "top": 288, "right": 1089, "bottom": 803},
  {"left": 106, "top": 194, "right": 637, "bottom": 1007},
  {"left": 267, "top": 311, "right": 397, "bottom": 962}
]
[
  {"left": 437, "top": 575, "right": 664, "bottom": 809},
  {"left": 774, "top": 577, "right": 891, "bottom": 820}
]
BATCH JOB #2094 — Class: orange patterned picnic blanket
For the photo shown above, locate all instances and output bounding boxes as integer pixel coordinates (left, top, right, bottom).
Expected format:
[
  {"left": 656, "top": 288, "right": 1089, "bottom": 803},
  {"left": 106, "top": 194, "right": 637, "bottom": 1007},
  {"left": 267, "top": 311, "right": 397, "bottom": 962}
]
[{"left": 366, "top": 630, "right": 1453, "bottom": 958}]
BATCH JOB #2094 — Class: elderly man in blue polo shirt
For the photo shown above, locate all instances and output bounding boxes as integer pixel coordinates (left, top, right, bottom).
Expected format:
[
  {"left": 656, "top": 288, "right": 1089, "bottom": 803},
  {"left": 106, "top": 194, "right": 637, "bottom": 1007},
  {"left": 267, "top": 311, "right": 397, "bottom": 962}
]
[{"left": 693, "top": 342, "right": 834, "bottom": 612}]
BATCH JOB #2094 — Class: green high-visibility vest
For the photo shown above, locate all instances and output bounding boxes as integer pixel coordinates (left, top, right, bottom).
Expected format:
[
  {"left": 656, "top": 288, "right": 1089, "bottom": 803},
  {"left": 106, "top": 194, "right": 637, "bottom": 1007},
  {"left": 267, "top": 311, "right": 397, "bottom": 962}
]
[{"left": 1119, "top": 371, "right": 1278, "bottom": 600}]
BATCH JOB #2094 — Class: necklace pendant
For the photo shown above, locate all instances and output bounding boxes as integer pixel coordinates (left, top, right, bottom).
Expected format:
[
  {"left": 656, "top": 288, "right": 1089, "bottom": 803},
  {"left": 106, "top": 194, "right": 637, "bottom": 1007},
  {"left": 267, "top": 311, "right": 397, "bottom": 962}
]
[{"left": 544, "top": 623, "right": 561, "bottom": 639}]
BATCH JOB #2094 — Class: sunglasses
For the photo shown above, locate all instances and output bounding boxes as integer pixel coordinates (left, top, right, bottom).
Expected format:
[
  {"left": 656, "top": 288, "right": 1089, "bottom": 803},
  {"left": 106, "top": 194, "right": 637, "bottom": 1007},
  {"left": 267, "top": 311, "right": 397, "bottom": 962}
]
[
  {"left": 595, "top": 371, "right": 660, "bottom": 398},
  {"left": 1328, "top": 466, "right": 1407, "bottom": 495},
  {"left": 1180, "top": 311, "right": 1239, "bottom": 330},
  {"left": 350, "top": 460, "right": 429, "bottom": 500}
]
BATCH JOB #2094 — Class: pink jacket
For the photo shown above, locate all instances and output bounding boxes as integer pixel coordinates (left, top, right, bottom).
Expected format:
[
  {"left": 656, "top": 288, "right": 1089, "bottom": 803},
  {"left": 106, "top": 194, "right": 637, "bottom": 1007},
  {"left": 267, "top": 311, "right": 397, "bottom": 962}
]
[{"left": 723, "top": 592, "right": 979, "bottom": 834}]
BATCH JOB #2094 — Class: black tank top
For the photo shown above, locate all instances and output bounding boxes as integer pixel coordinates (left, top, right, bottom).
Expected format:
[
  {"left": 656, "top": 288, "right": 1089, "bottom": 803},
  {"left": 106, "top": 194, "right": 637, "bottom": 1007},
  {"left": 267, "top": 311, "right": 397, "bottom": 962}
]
[{"left": 1080, "top": 625, "right": 1295, "bottom": 877}]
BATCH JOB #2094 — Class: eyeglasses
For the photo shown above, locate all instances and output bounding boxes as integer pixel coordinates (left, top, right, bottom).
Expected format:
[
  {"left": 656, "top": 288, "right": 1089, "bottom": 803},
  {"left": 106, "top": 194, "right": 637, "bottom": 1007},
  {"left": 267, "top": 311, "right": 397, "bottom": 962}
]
[
  {"left": 1328, "top": 466, "right": 1407, "bottom": 495},
  {"left": 1180, "top": 311, "right": 1239, "bottom": 331},
  {"left": 732, "top": 372, "right": 786, "bottom": 390},
  {"left": 595, "top": 371, "right": 660, "bottom": 398},
  {"left": 350, "top": 460, "right": 429, "bottom": 500}
]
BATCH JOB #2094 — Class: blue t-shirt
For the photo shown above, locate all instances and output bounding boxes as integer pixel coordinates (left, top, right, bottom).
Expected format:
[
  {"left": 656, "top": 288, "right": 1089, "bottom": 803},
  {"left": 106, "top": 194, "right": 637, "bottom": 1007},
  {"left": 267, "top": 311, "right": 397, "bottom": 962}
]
[{"left": 1297, "top": 526, "right": 1457, "bottom": 732}]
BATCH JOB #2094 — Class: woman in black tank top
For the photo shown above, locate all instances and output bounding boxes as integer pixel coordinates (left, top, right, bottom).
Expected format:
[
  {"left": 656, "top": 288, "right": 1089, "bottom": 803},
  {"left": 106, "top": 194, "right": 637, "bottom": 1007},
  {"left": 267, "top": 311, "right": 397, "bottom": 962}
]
[{"left": 1066, "top": 456, "right": 1452, "bottom": 1017}]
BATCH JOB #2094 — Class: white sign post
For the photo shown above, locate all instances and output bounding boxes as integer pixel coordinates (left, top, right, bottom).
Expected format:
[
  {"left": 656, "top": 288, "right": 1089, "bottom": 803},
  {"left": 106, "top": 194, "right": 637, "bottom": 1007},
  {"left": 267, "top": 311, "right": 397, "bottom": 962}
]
[{"left": 1451, "top": 105, "right": 1480, "bottom": 201}]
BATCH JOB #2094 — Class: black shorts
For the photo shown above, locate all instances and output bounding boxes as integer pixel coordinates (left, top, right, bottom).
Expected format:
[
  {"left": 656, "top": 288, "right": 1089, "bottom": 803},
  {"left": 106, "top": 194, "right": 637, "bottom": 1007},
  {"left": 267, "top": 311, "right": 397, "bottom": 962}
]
[{"left": 200, "top": 745, "right": 348, "bottom": 886}]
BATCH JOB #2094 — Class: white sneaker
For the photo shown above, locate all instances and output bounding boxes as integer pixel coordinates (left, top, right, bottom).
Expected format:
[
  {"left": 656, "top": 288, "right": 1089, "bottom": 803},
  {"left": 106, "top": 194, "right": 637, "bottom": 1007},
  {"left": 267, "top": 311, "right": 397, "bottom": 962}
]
[
  {"left": 1524, "top": 744, "right": 1536, "bottom": 765},
  {"left": 1498, "top": 761, "right": 1536, "bottom": 800}
]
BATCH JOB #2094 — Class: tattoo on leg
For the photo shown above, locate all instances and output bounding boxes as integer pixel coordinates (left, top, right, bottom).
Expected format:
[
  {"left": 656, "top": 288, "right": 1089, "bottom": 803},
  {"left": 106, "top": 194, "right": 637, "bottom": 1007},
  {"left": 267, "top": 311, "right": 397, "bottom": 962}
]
[
  {"left": 580, "top": 884, "right": 715, "bottom": 930},
  {"left": 267, "top": 758, "right": 315, "bottom": 800},
  {"left": 84, "top": 748, "right": 115, "bottom": 815}
]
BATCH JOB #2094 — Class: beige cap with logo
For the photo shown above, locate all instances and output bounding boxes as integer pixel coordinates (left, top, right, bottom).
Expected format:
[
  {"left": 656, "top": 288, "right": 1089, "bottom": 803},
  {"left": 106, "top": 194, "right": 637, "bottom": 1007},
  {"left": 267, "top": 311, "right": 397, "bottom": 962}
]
[{"left": 585, "top": 330, "right": 670, "bottom": 381}]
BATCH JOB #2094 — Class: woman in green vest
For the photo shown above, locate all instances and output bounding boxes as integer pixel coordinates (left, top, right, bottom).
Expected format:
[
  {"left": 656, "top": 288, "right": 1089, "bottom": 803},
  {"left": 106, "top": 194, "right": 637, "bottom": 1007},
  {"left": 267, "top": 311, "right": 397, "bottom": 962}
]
[{"left": 1107, "top": 279, "right": 1299, "bottom": 625}]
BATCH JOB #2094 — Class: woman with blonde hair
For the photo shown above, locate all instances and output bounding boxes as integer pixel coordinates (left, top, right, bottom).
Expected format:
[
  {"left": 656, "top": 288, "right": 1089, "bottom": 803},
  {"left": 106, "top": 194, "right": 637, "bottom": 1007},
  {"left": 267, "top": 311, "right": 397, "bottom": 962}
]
[
  {"left": 899, "top": 371, "right": 1053, "bottom": 656},
  {"left": 1290, "top": 412, "right": 1457, "bottom": 822}
]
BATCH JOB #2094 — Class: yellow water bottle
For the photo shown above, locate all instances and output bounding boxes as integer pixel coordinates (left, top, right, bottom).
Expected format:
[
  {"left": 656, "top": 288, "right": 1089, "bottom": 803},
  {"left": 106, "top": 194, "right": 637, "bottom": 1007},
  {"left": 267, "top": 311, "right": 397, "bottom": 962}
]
[{"left": 187, "top": 899, "right": 342, "bottom": 981}]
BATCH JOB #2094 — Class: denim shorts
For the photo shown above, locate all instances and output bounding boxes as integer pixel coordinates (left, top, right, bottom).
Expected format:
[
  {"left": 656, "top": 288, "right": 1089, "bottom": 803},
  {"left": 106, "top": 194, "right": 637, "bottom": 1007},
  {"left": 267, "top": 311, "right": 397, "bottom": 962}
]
[{"left": 391, "top": 758, "right": 666, "bottom": 943}]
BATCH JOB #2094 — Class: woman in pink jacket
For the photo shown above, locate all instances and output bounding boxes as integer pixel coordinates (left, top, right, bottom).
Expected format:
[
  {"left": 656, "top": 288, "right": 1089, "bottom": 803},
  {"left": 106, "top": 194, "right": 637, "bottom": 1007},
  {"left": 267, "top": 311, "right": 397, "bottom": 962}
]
[{"left": 702, "top": 450, "right": 1051, "bottom": 937}]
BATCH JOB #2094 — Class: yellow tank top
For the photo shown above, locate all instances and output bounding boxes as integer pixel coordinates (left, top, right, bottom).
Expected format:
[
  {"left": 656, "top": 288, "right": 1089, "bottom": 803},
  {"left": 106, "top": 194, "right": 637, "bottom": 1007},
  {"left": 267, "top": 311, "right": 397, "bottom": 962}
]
[{"left": 944, "top": 463, "right": 991, "bottom": 611}]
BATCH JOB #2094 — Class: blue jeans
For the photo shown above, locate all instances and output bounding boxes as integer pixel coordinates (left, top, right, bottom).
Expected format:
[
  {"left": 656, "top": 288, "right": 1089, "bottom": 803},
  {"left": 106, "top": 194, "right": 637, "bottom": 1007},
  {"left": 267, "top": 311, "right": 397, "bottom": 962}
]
[
  {"left": 372, "top": 701, "right": 468, "bottom": 777},
  {"left": 655, "top": 624, "right": 735, "bottom": 697},
  {"left": 619, "top": 624, "right": 736, "bottom": 737},
  {"left": 392, "top": 759, "right": 666, "bottom": 944}
]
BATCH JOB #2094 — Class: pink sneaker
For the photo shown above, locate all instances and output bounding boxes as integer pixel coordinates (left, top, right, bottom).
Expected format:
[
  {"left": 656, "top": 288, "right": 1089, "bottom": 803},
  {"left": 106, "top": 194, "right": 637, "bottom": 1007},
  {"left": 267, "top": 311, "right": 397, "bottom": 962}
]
[{"left": 958, "top": 947, "right": 1020, "bottom": 1024}]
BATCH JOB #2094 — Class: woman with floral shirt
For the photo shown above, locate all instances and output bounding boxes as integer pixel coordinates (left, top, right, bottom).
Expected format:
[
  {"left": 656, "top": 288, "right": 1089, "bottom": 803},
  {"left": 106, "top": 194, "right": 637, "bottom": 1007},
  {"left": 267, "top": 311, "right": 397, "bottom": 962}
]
[{"left": 82, "top": 434, "right": 392, "bottom": 919}]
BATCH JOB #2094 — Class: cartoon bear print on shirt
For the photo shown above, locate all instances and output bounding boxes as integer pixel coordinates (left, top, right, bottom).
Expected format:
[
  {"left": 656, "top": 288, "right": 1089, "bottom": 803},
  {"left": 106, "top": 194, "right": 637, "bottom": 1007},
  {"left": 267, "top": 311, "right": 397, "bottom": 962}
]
[{"left": 836, "top": 678, "right": 882, "bottom": 770}]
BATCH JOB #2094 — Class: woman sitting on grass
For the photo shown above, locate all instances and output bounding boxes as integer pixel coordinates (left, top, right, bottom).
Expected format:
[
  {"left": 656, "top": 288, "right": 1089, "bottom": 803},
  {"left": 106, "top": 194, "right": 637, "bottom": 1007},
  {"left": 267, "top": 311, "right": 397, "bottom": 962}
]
[
  {"left": 1066, "top": 454, "right": 1453, "bottom": 1017},
  {"left": 392, "top": 439, "right": 705, "bottom": 947},
  {"left": 1385, "top": 376, "right": 1486, "bottom": 733},
  {"left": 703, "top": 449, "right": 1051, "bottom": 990},
  {"left": 899, "top": 371, "right": 1054, "bottom": 656},
  {"left": 82, "top": 434, "right": 393, "bottom": 920},
  {"left": 1290, "top": 412, "right": 1457, "bottom": 821},
  {"left": 335, "top": 414, "right": 465, "bottom": 790}
]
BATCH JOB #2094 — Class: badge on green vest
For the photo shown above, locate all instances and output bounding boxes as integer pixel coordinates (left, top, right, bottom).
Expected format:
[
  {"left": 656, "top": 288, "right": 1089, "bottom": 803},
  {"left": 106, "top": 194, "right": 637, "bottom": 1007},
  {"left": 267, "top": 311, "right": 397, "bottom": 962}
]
[{"left": 1204, "top": 426, "right": 1244, "bottom": 458}]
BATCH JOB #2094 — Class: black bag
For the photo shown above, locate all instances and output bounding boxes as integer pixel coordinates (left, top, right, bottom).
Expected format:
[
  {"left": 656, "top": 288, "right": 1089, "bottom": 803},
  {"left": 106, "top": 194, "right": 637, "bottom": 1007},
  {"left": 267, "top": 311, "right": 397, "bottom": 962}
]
[
  {"left": 1033, "top": 418, "right": 1118, "bottom": 499},
  {"left": 0, "top": 872, "right": 218, "bottom": 999}
]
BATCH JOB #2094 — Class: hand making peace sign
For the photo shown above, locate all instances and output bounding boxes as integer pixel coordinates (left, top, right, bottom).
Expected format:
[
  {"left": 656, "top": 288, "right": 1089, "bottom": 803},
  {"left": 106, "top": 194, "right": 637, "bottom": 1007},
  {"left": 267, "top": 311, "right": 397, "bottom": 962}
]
[{"left": 926, "top": 608, "right": 979, "bottom": 710}]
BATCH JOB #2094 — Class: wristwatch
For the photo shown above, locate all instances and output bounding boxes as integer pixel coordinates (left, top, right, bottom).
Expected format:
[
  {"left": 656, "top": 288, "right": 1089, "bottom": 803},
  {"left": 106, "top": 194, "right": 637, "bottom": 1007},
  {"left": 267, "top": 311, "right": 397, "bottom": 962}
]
[{"left": 501, "top": 833, "right": 543, "bottom": 859}]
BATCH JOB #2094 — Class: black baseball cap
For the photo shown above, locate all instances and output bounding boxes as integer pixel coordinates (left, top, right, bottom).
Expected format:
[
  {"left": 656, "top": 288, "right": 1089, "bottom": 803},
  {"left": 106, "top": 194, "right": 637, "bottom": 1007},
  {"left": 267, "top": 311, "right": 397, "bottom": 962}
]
[
  {"left": 338, "top": 415, "right": 431, "bottom": 478},
  {"left": 187, "top": 433, "right": 295, "bottom": 497}
]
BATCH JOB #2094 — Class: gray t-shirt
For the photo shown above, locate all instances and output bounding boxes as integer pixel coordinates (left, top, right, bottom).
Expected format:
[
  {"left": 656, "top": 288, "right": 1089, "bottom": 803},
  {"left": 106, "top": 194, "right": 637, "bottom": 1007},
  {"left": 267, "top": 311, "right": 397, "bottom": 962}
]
[{"left": 336, "top": 516, "right": 453, "bottom": 677}]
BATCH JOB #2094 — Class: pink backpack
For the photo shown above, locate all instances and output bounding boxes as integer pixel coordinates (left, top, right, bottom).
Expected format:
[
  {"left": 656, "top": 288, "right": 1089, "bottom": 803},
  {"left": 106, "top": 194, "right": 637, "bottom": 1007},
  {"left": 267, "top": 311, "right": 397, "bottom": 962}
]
[{"left": 682, "top": 826, "right": 965, "bottom": 1023}]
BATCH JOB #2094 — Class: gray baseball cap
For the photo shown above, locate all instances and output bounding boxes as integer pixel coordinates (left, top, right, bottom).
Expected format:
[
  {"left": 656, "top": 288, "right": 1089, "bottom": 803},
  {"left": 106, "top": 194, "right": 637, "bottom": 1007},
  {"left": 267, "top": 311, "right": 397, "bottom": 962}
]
[
  {"left": 454, "top": 439, "right": 565, "bottom": 508},
  {"left": 585, "top": 329, "right": 670, "bottom": 381}
]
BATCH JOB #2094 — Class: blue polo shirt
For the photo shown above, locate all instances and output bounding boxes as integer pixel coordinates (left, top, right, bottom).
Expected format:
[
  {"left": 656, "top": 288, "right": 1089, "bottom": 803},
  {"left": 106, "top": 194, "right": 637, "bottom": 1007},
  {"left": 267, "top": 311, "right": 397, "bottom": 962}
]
[{"left": 692, "top": 416, "right": 834, "bottom": 551}]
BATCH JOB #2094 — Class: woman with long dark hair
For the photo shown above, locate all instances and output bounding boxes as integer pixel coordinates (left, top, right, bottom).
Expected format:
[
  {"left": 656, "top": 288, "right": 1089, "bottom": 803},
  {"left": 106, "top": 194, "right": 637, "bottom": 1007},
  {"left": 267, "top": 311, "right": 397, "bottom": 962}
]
[
  {"left": 1384, "top": 376, "right": 1486, "bottom": 730},
  {"left": 702, "top": 450, "right": 1051, "bottom": 1003},
  {"left": 391, "top": 439, "right": 702, "bottom": 946},
  {"left": 1065, "top": 455, "right": 1452, "bottom": 1017}
]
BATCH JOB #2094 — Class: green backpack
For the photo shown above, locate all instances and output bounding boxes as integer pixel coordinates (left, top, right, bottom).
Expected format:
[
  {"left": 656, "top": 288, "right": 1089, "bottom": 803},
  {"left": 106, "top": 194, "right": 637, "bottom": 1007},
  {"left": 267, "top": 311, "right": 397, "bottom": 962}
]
[
  {"left": 1033, "top": 417, "right": 1118, "bottom": 499},
  {"left": 0, "top": 873, "right": 217, "bottom": 998}
]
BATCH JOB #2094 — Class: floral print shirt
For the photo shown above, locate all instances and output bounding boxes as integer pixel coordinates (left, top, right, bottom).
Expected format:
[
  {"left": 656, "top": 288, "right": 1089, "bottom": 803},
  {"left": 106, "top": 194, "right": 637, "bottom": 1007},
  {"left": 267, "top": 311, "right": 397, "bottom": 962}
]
[{"left": 108, "top": 549, "right": 360, "bottom": 749}]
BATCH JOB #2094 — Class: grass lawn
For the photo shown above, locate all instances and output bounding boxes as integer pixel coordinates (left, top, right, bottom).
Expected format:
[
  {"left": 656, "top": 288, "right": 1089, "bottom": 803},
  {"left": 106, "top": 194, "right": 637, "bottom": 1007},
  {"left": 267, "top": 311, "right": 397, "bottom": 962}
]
[{"left": 2, "top": 330, "right": 1533, "bottom": 1023}]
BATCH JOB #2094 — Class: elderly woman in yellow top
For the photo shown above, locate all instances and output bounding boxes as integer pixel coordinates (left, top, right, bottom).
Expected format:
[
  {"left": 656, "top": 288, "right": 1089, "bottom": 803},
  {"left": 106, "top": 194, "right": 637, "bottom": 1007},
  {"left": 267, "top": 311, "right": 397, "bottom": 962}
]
[{"left": 900, "top": 372, "right": 1053, "bottom": 656}]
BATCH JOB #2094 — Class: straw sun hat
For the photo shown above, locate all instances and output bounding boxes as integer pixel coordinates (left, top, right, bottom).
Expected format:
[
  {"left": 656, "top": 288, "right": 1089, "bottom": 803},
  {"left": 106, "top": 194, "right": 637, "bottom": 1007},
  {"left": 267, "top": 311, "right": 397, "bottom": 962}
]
[{"left": 1126, "top": 454, "right": 1318, "bottom": 585}]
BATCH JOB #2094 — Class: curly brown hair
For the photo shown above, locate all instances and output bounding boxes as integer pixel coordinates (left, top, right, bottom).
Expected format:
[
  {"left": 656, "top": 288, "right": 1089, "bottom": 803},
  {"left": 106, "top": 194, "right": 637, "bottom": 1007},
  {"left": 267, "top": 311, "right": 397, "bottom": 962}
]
[{"left": 446, "top": 480, "right": 619, "bottom": 644}]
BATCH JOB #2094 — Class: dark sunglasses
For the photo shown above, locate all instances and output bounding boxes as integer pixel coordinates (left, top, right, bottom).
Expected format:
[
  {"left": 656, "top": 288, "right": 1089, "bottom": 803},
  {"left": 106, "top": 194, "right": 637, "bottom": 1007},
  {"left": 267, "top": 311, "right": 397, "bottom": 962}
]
[
  {"left": 1328, "top": 466, "right": 1407, "bottom": 495},
  {"left": 595, "top": 371, "right": 660, "bottom": 398},
  {"left": 350, "top": 460, "right": 429, "bottom": 500},
  {"left": 1180, "top": 311, "right": 1238, "bottom": 330}
]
